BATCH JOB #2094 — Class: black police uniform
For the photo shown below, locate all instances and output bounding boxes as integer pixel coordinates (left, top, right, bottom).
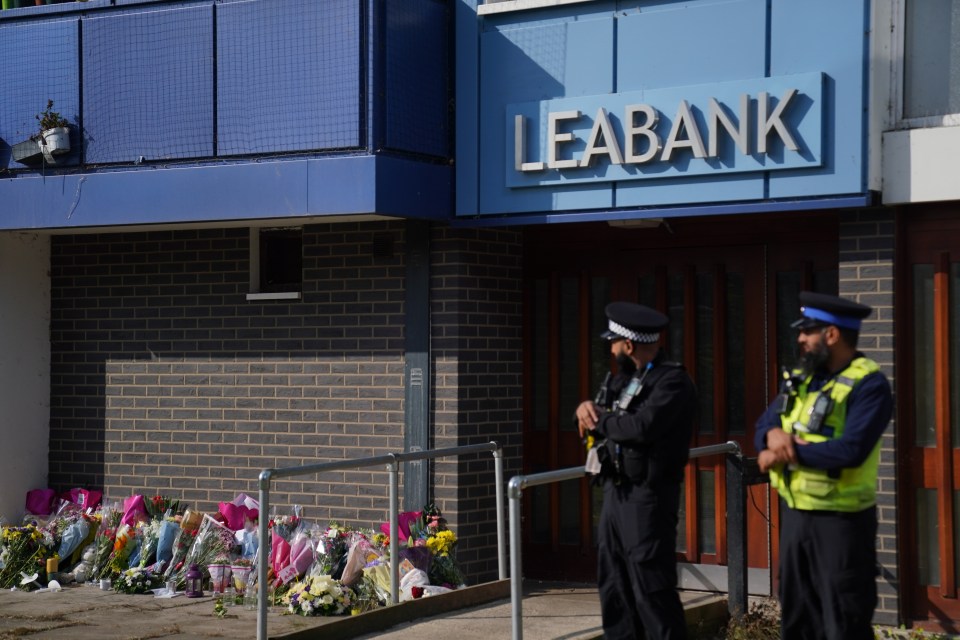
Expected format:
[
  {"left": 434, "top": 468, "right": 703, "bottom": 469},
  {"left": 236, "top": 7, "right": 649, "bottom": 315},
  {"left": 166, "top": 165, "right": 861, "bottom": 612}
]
[{"left": 590, "top": 303, "right": 696, "bottom": 640}]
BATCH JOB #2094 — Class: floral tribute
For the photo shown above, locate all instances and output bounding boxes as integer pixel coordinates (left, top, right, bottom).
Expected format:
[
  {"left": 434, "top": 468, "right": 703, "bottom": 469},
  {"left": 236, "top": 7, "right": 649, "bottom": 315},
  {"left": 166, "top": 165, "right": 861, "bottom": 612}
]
[
  {"left": 283, "top": 574, "right": 355, "bottom": 616},
  {"left": 169, "top": 514, "right": 238, "bottom": 589},
  {"left": 113, "top": 566, "right": 163, "bottom": 595},
  {"left": 395, "top": 503, "right": 466, "bottom": 590},
  {"left": 0, "top": 523, "right": 56, "bottom": 589},
  {"left": 1, "top": 489, "right": 469, "bottom": 623}
]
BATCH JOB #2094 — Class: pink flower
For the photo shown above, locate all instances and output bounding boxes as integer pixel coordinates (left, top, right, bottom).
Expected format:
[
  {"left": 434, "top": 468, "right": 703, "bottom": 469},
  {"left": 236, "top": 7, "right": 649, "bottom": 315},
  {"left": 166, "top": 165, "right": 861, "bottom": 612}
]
[{"left": 414, "top": 538, "right": 426, "bottom": 547}]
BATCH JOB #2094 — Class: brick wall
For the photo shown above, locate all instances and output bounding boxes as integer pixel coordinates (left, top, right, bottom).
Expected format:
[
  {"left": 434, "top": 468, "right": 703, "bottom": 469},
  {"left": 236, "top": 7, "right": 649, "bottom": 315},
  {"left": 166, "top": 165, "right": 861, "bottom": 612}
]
[
  {"left": 430, "top": 226, "right": 524, "bottom": 582},
  {"left": 838, "top": 208, "right": 898, "bottom": 624},
  {"left": 50, "top": 222, "right": 407, "bottom": 525},
  {"left": 49, "top": 221, "right": 524, "bottom": 584}
]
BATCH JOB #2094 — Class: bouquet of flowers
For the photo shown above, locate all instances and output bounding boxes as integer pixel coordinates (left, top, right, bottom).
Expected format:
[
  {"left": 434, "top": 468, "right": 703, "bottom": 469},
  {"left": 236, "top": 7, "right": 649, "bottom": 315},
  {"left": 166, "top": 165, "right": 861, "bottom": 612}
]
[
  {"left": 92, "top": 504, "right": 123, "bottom": 580},
  {"left": 268, "top": 508, "right": 304, "bottom": 586},
  {"left": 283, "top": 574, "right": 355, "bottom": 616},
  {"left": 171, "top": 514, "right": 237, "bottom": 588},
  {"left": 113, "top": 566, "right": 163, "bottom": 594},
  {"left": 164, "top": 511, "right": 203, "bottom": 580},
  {"left": 312, "top": 523, "right": 349, "bottom": 578},
  {"left": 407, "top": 504, "right": 465, "bottom": 589},
  {"left": 102, "top": 523, "right": 137, "bottom": 578},
  {"left": 0, "top": 523, "right": 56, "bottom": 589},
  {"left": 49, "top": 507, "right": 95, "bottom": 570},
  {"left": 269, "top": 508, "right": 302, "bottom": 541},
  {"left": 145, "top": 495, "right": 184, "bottom": 520},
  {"left": 133, "top": 518, "right": 163, "bottom": 569}
]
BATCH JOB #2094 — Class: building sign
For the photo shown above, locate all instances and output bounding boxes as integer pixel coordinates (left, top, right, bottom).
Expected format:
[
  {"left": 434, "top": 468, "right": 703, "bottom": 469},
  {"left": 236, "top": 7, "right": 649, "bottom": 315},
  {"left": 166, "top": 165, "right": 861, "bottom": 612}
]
[{"left": 506, "top": 73, "right": 823, "bottom": 188}]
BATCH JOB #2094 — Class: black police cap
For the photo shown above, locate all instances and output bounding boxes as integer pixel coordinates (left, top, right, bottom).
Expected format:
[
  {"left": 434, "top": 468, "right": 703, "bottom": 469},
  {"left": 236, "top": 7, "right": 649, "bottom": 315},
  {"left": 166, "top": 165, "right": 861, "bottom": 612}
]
[
  {"left": 790, "top": 291, "right": 872, "bottom": 331},
  {"left": 600, "top": 301, "right": 668, "bottom": 343}
]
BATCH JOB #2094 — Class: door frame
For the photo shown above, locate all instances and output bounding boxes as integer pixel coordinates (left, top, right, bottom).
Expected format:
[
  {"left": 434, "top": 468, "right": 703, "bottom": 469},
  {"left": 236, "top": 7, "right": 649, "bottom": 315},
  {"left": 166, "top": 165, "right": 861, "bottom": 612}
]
[{"left": 519, "top": 212, "right": 840, "bottom": 590}]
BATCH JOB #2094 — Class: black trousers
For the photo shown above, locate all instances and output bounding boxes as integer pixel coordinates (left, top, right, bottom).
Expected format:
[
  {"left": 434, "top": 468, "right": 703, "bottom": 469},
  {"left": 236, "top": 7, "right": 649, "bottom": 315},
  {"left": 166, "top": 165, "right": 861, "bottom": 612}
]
[
  {"left": 779, "top": 503, "right": 878, "bottom": 640},
  {"left": 597, "top": 481, "right": 686, "bottom": 640}
]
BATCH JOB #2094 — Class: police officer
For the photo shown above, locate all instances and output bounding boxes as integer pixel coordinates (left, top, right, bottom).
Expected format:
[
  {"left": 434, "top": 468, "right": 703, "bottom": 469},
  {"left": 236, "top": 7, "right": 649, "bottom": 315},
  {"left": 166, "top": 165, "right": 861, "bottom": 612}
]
[
  {"left": 755, "top": 292, "right": 893, "bottom": 640},
  {"left": 576, "top": 302, "right": 696, "bottom": 640}
]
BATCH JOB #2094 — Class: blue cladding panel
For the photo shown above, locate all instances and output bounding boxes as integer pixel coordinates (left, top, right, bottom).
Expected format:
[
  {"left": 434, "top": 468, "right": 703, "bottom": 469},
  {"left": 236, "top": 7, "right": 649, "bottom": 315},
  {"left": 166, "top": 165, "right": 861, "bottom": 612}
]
[
  {"left": 0, "top": 19, "right": 79, "bottom": 168},
  {"left": 0, "top": 155, "right": 450, "bottom": 230},
  {"left": 217, "top": 0, "right": 361, "bottom": 155},
  {"left": 83, "top": 5, "right": 214, "bottom": 163},
  {"left": 455, "top": 0, "right": 480, "bottom": 215},
  {"left": 386, "top": 0, "right": 450, "bottom": 158},
  {"left": 615, "top": 0, "right": 766, "bottom": 206},
  {"left": 617, "top": 0, "right": 767, "bottom": 91},
  {"left": 767, "top": 0, "right": 867, "bottom": 198},
  {"left": 464, "top": 0, "right": 869, "bottom": 217},
  {"left": 478, "top": 6, "right": 616, "bottom": 214}
]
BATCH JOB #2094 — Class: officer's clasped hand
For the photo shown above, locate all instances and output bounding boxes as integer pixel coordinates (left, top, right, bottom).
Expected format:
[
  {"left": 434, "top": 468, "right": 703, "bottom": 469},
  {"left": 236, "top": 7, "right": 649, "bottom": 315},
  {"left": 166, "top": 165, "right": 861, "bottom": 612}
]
[{"left": 575, "top": 400, "right": 599, "bottom": 438}]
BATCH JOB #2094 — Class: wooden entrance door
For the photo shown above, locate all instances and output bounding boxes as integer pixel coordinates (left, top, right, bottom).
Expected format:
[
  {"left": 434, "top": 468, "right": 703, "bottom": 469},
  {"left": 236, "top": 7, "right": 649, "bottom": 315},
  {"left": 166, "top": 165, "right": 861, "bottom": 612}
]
[
  {"left": 520, "top": 216, "right": 838, "bottom": 589},
  {"left": 900, "top": 208, "right": 960, "bottom": 631}
]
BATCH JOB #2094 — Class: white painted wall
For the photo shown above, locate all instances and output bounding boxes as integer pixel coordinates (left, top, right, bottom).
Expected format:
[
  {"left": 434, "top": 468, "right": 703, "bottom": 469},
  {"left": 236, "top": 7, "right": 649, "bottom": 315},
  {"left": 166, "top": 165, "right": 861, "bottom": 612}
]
[
  {"left": 0, "top": 233, "right": 50, "bottom": 524},
  {"left": 883, "top": 125, "right": 960, "bottom": 204}
]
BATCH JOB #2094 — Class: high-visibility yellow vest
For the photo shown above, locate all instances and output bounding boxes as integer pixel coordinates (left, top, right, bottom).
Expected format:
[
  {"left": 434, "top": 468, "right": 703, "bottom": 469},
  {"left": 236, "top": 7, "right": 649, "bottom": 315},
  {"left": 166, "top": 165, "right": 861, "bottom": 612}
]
[{"left": 769, "top": 357, "right": 881, "bottom": 512}]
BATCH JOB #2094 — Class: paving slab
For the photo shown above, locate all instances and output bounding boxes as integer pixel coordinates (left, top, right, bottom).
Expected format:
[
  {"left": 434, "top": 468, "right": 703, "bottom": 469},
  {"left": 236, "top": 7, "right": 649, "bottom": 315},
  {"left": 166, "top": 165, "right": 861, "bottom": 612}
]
[{"left": 0, "top": 580, "right": 727, "bottom": 640}]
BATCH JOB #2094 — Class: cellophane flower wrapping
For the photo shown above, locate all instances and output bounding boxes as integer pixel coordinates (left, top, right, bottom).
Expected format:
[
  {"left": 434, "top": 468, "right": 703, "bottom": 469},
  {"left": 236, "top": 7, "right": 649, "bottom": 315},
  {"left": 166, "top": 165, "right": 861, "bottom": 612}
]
[
  {"left": 155, "top": 519, "right": 180, "bottom": 570},
  {"left": 407, "top": 504, "right": 466, "bottom": 589},
  {"left": 311, "top": 523, "right": 348, "bottom": 579},
  {"left": 49, "top": 503, "right": 94, "bottom": 570},
  {"left": 101, "top": 522, "right": 137, "bottom": 578},
  {"left": 172, "top": 514, "right": 238, "bottom": 588},
  {"left": 91, "top": 505, "right": 123, "bottom": 580},
  {"left": 113, "top": 566, "right": 162, "bottom": 594},
  {"left": 362, "top": 562, "right": 392, "bottom": 604},
  {"left": 268, "top": 507, "right": 303, "bottom": 587},
  {"left": 120, "top": 494, "right": 148, "bottom": 528},
  {"left": 340, "top": 535, "right": 383, "bottom": 588},
  {"left": 163, "top": 512, "right": 203, "bottom": 581},
  {"left": 134, "top": 519, "right": 163, "bottom": 569},
  {"left": 0, "top": 522, "right": 56, "bottom": 589},
  {"left": 283, "top": 574, "right": 355, "bottom": 616}
]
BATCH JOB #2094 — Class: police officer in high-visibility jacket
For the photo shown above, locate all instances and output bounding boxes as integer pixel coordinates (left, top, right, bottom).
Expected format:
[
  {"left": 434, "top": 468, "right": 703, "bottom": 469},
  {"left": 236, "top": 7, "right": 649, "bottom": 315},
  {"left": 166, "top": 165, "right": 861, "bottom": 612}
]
[
  {"left": 576, "top": 302, "right": 696, "bottom": 640},
  {"left": 755, "top": 292, "right": 893, "bottom": 640}
]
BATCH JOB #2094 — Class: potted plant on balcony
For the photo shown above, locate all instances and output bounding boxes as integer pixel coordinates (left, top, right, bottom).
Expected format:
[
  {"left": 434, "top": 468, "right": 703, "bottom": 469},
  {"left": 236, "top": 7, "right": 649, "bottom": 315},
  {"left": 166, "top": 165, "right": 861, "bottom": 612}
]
[
  {"left": 12, "top": 99, "right": 71, "bottom": 165},
  {"left": 35, "top": 99, "right": 70, "bottom": 157}
]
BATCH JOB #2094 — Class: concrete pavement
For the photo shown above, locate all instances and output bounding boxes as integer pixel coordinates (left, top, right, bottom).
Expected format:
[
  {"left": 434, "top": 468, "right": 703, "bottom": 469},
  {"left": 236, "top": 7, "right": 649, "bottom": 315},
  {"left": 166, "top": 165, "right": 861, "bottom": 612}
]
[{"left": 0, "top": 579, "right": 728, "bottom": 640}]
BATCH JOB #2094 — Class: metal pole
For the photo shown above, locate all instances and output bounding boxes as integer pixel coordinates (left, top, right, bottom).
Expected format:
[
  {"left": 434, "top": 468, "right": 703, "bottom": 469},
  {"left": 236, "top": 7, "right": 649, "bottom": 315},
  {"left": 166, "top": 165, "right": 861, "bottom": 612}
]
[
  {"left": 257, "top": 470, "right": 271, "bottom": 640},
  {"left": 493, "top": 445, "right": 507, "bottom": 580},
  {"left": 725, "top": 451, "right": 748, "bottom": 618},
  {"left": 509, "top": 478, "right": 524, "bottom": 640},
  {"left": 388, "top": 455, "right": 400, "bottom": 605}
]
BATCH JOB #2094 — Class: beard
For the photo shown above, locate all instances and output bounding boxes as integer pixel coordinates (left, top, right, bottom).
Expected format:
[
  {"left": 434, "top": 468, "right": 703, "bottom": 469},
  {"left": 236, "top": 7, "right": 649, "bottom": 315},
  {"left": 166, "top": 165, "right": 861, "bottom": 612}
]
[
  {"left": 797, "top": 341, "right": 830, "bottom": 376},
  {"left": 616, "top": 352, "right": 637, "bottom": 377}
]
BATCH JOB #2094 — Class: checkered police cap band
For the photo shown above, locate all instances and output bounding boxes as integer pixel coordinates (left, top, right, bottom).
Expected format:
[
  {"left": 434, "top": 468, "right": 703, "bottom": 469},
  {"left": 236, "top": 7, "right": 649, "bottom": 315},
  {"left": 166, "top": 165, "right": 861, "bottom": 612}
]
[{"left": 608, "top": 319, "right": 660, "bottom": 343}]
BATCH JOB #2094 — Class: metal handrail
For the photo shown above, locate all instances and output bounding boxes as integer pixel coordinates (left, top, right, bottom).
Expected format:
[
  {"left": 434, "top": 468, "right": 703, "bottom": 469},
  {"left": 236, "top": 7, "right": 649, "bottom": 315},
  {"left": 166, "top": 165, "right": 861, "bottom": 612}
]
[
  {"left": 256, "top": 441, "right": 505, "bottom": 640},
  {"left": 507, "top": 440, "right": 743, "bottom": 640}
]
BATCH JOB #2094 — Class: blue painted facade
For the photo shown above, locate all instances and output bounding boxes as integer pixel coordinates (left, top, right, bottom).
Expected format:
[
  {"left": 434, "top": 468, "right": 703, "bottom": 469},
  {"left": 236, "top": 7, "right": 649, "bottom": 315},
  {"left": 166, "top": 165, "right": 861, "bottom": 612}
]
[
  {"left": 0, "top": 0, "right": 451, "bottom": 230},
  {"left": 456, "top": 0, "right": 871, "bottom": 220}
]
